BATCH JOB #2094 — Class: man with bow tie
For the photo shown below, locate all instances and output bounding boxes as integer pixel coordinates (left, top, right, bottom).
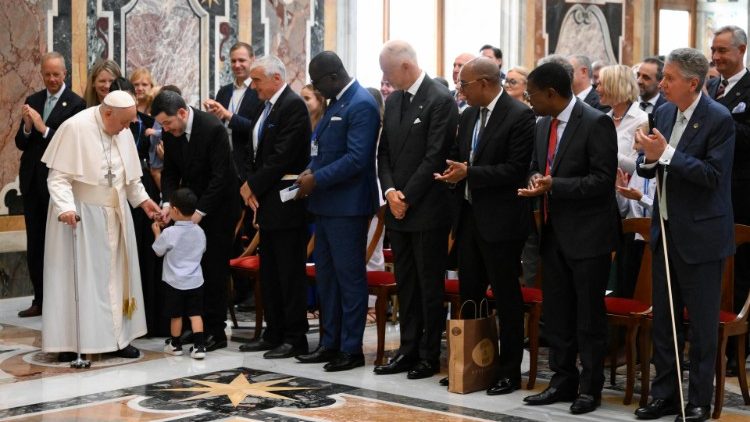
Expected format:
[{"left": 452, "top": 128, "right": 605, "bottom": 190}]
[
  {"left": 637, "top": 57, "right": 667, "bottom": 115},
  {"left": 15, "top": 51, "right": 85, "bottom": 318}
]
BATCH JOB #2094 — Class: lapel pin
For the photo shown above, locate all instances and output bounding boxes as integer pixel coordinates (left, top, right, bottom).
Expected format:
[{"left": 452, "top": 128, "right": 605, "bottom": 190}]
[
  {"left": 693, "top": 122, "right": 700, "bottom": 129},
  {"left": 62, "top": 102, "right": 67, "bottom": 107}
]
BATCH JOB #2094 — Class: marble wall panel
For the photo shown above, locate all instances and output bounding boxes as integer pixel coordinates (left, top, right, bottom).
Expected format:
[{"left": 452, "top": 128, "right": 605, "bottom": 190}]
[
  {"left": 0, "top": 0, "right": 47, "bottom": 214},
  {"left": 123, "top": 0, "right": 206, "bottom": 107},
  {"left": 258, "top": 0, "right": 315, "bottom": 92},
  {"left": 545, "top": 0, "right": 624, "bottom": 64}
]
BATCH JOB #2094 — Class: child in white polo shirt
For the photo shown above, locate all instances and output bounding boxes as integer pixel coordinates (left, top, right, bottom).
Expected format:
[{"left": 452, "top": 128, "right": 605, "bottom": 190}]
[{"left": 152, "top": 188, "right": 207, "bottom": 359}]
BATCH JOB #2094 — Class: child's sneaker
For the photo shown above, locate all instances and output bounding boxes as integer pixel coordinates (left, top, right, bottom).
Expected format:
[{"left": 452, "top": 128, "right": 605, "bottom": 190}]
[
  {"left": 164, "top": 338, "right": 183, "bottom": 356},
  {"left": 190, "top": 345, "right": 206, "bottom": 360}
]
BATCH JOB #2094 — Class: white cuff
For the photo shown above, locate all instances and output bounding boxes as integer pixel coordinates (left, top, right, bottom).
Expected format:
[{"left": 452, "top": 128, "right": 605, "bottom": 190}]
[{"left": 658, "top": 145, "right": 676, "bottom": 165}]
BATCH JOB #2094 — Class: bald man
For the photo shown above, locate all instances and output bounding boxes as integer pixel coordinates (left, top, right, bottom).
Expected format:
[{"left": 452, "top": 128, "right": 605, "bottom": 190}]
[
  {"left": 41, "top": 91, "right": 161, "bottom": 362},
  {"left": 375, "top": 40, "right": 458, "bottom": 380},
  {"left": 436, "top": 57, "right": 535, "bottom": 394},
  {"left": 451, "top": 53, "right": 475, "bottom": 112}
]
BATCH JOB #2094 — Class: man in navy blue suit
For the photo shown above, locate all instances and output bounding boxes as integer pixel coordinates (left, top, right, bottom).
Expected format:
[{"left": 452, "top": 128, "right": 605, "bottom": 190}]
[
  {"left": 634, "top": 48, "right": 735, "bottom": 422},
  {"left": 203, "top": 42, "right": 260, "bottom": 181},
  {"left": 294, "top": 51, "right": 381, "bottom": 371},
  {"left": 15, "top": 52, "right": 85, "bottom": 318}
]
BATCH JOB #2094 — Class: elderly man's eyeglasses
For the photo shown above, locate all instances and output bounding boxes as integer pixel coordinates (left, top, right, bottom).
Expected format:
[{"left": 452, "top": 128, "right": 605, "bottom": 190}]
[
  {"left": 311, "top": 73, "right": 336, "bottom": 87},
  {"left": 457, "top": 78, "right": 484, "bottom": 91}
]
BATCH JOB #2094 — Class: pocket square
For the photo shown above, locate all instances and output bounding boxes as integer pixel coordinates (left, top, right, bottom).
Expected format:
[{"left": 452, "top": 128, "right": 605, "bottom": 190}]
[
  {"left": 331, "top": 116, "right": 342, "bottom": 121},
  {"left": 732, "top": 102, "right": 746, "bottom": 114},
  {"left": 413, "top": 118, "right": 422, "bottom": 124}
]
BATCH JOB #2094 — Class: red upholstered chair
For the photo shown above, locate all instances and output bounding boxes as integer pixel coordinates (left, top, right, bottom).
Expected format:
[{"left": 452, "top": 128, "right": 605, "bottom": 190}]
[
  {"left": 229, "top": 230, "right": 262, "bottom": 337},
  {"left": 485, "top": 285, "right": 543, "bottom": 390},
  {"left": 444, "top": 277, "right": 461, "bottom": 319},
  {"left": 705, "top": 224, "right": 750, "bottom": 418},
  {"left": 605, "top": 218, "right": 652, "bottom": 405},
  {"left": 365, "top": 206, "right": 396, "bottom": 365}
]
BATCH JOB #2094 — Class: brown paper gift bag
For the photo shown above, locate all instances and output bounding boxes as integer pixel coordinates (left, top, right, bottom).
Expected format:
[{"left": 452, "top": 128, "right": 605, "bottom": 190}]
[{"left": 447, "top": 299, "right": 499, "bottom": 394}]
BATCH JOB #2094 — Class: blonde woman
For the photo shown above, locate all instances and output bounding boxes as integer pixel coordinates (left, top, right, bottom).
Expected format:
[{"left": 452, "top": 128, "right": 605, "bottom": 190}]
[
  {"left": 595, "top": 65, "right": 648, "bottom": 173},
  {"left": 83, "top": 59, "right": 122, "bottom": 107},
  {"left": 300, "top": 84, "right": 327, "bottom": 129},
  {"left": 130, "top": 67, "right": 156, "bottom": 114},
  {"left": 504, "top": 66, "right": 530, "bottom": 106}
]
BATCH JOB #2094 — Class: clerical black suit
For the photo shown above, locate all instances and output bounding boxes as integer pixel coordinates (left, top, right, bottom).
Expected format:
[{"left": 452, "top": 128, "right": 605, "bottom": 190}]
[
  {"left": 529, "top": 98, "right": 619, "bottom": 398},
  {"left": 377, "top": 75, "right": 458, "bottom": 364},
  {"left": 215, "top": 83, "right": 260, "bottom": 180},
  {"left": 245, "top": 86, "right": 311, "bottom": 348},
  {"left": 15, "top": 86, "right": 85, "bottom": 307},
  {"left": 161, "top": 108, "right": 240, "bottom": 343},
  {"left": 583, "top": 88, "right": 611, "bottom": 113},
  {"left": 707, "top": 71, "right": 750, "bottom": 326},
  {"left": 450, "top": 90, "right": 535, "bottom": 384}
]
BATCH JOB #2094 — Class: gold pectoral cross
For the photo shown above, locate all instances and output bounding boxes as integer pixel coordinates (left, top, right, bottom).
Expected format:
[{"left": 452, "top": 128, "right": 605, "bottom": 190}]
[{"left": 123, "top": 297, "right": 136, "bottom": 318}]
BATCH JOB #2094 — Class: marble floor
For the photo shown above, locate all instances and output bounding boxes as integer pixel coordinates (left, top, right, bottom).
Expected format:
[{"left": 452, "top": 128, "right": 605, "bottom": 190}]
[{"left": 1, "top": 295, "right": 749, "bottom": 421}]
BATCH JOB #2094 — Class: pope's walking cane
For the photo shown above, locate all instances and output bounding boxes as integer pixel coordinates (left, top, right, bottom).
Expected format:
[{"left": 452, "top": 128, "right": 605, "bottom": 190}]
[
  {"left": 69, "top": 214, "right": 90, "bottom": 369},
  {"left": 654, "top": 173, "right": 685, "bottom": 420}
]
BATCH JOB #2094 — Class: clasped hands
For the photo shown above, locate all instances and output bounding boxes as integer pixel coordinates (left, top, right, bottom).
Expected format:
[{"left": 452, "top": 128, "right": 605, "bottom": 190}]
[
  {"left": 615, "top": 168, "right": 644, "bottom": 201},
  {"left": 633, "top": 127, "right": 667, "bottom": 163},
  {"left": 21, "top": 105, "right": 47, "bottom": 134}
]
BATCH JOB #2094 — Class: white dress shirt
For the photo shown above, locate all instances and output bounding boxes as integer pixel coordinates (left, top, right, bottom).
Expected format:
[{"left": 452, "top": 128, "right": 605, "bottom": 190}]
[{"left": 608, "top": 102, "right": 649, "bottom": 174}]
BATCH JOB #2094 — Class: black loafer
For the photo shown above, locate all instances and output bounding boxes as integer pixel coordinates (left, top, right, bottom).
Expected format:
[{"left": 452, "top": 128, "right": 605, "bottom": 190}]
[
  {"left": 523, "top": 386, "right": 578, "bottom": 405},
  {"left": 113, "top": 345, "right": 140, "bottom": 358},
  {"left": 57, "top": 352, "right": 78, "bottom": 362},
  {"left": 486, "top": 377, "right": 521, "bottom": 395},
  {"left": 323, "top": 352, "right": 365, "bottom": 372},
  {"left": 18, "top": 304, "right": 42, "bottom": 318},
  {"left": 406, "top": 359, "right": 439, "bottom": 379},
  {"left": 205, "top": 334, "right": 228, "bottom": 351},
  {"left": 635, "top": 398, "right": 681, "bottom": 420},
  {"left": 373, "top": 354, "right": 416, "bottom": 375},
  {"left": 263, "top": 343, "right": 307, "bottom": 359},
  {"left": 238, "top": 338, "right": 276, "bottom": 352},
  {"left": 675, "top": 404, "right": 710, "bottom": 422},
  {"left": 439, "top": 376, "right": 449, "bottom": 386},
  {"left": 296, "top": 345, "right": 339, "bottom": 363},
  {"left": 570, "top": 394, "right": 600, "bottom": 414}
]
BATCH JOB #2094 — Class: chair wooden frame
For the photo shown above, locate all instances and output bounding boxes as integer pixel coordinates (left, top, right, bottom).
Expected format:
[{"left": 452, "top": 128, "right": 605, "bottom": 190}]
[{"left": 605, "top": 217, "right": 653, "bottom": 405}]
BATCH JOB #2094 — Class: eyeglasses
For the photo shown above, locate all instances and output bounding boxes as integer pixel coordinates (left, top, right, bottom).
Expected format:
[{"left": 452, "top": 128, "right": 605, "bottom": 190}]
[
  {"left": 523, "top": 90, "right": 540, "bottom": 102},
  {"left": 310, "top": 73, "right": 336, "bottom": 87},
  {"left": 457, "top": 78, "right": 484, "bottom": 91},
  {"left": 504, "top": 78, "right": 525, "bottom": 87}
]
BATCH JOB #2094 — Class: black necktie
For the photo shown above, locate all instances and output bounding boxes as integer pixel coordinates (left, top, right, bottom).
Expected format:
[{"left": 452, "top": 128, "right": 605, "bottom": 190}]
[
  {"left": 715, "top": 78, "right": 728, "bottom": 99},
  {"left": 477, "top": 107, "right": 488, "bottom": 141},
  {"left": 401, "top": 91, "right": 412, "bottom": 118}
]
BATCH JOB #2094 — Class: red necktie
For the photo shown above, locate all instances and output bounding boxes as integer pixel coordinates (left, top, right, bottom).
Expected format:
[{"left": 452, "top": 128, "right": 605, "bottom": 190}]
[{"left": 543, "top": 118, "right": 559, "bottom": 223}]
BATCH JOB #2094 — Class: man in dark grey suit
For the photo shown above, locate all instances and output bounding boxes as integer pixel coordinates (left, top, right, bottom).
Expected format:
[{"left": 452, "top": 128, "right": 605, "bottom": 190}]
[
  {"left": 375, "top": 40, "right": 458, "bottom": 380},
  {"left": 436, "top": 57, "right": 535, "bottom": 395},
  {"left": 634, "top": 48, "right": 735, "bottom": 422},
  {"left": 15, "top": 51, "right": 85, "bottom": 318},
  {"left": 707, "top": 25, "right": 750, "bottom": 377},
  {"left": 569, "top": 55, "right": 610, "bottom": 112},
  {"left": 519, "top": 62, "right": 619, "bottom": 415}
]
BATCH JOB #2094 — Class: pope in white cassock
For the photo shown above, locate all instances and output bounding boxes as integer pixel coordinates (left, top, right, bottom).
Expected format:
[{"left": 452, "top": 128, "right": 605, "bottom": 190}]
[{"left": 41, "top": 91, "right": 162, "bottom": 361}]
